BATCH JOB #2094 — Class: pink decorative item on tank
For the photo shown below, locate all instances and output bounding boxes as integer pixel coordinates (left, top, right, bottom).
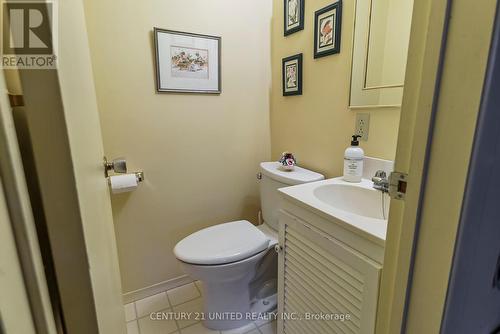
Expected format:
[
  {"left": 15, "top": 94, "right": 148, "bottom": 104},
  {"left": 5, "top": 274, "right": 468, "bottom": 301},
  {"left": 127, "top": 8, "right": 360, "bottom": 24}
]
[{"left": 279, "top": 152, "right": 297, "bottom": 171}]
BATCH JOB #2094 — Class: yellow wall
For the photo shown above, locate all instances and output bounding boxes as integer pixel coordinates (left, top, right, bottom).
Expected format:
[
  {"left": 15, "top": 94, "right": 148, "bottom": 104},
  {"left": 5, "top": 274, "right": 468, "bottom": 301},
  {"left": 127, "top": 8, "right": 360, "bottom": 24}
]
[
  {"left": 271, "top": 0, "right": 400, "bottom": 178},
  {"left": 84, "top": 0, "right": 272, "bottom": 294}
]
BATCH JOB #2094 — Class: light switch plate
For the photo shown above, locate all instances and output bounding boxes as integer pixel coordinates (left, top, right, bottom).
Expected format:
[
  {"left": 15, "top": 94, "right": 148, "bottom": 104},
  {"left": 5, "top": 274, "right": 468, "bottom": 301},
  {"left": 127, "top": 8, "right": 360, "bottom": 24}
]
[{"left": 355, "top": 113, "right": 370, "bottom": 141}]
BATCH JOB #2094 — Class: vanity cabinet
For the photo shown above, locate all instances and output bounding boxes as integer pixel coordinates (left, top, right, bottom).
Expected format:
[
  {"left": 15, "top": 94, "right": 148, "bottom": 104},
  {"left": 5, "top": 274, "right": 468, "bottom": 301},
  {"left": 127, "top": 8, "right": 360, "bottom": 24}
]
[{"left": 277, "top": 209, "right": 382, "bottom": 334}]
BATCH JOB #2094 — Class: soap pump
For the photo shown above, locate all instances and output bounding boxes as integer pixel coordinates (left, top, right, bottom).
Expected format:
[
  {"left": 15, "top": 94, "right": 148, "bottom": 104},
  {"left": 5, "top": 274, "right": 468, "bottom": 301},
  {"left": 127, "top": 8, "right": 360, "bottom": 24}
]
[{"left": 343, "top": 135, "right": 364, "bottom": 183}]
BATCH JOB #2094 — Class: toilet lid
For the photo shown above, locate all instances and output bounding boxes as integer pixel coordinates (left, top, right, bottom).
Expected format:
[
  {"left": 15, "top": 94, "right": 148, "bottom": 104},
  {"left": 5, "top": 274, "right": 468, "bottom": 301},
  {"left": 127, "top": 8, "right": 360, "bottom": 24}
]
[{"left": 174, "top": 220, "right": 270, "bottom": 265}]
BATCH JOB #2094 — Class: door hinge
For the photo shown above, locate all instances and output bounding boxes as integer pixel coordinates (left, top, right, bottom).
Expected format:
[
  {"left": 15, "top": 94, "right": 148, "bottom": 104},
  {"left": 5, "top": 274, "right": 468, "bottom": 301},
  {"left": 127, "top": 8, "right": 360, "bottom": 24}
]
[
  {"left": 8, "top": 94, "right": 24, "bottom": 107},
  {"left": 389, "top": 171, "right": 408, "bottom": 200}
]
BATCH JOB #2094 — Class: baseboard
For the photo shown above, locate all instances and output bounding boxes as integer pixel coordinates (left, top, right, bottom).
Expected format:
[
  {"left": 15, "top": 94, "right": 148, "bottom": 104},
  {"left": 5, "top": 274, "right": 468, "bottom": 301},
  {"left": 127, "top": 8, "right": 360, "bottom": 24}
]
[{"left": 122, "top": 275, "right": 194, "bottom": 304}]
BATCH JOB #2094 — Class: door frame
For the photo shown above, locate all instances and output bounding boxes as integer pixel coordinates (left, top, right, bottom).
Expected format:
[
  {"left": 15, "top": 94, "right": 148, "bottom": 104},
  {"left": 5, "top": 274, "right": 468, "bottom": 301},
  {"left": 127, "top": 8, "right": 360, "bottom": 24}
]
[
  {"left": 0, "top": 169, "right": 38, "bottom": 334},
  {"left": 376, "top": 0, "right": 499, "bottom": 332},
  {"left": 375, "top": 0, "right": 452, "bottom": 330},
  {"left": 0, "top": 69, "right": 57, "bottom": 333},
  {"left": 1, "top": 0, "right": 126, "bottom": 333},
  {"left": 441, "top": 1, "right": 500, "bottom": 332}
]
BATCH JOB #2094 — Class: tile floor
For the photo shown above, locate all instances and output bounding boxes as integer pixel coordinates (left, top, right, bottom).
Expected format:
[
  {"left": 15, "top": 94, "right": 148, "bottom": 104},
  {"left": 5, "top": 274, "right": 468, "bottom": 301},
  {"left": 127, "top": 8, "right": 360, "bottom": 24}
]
[{"left": 125, "top": 281, "right": 277, "bottom": 334}]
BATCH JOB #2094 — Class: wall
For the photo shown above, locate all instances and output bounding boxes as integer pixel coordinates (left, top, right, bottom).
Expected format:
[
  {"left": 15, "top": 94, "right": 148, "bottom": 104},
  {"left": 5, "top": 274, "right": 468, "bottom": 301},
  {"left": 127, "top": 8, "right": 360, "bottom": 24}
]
[
  {"left": 271, "top": 0, "right": 401, "bottom": 178},
  {"left": 84, "top": 0, "right": 272, "bottom": 295}
]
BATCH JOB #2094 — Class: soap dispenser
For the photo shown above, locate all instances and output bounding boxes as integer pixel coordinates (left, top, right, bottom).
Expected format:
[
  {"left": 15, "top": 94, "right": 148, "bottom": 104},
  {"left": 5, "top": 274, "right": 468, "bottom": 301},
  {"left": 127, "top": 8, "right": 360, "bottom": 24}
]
[{"left": 343, "top": 135, "right": 364, "bottom": 183}]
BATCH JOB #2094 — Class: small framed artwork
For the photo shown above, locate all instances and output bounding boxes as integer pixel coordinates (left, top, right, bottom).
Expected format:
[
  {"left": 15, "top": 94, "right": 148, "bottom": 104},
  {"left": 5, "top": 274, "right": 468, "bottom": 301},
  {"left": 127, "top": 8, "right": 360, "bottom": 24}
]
[
  {"left": 153, "top": 28, "right": 221, "bottom": 94},
  {"left": 284, "top": 0, "right": 305, "bottom": 36},
  {"left": 282, "top": 53, "right": 303, "bottom": 96},
  {"left": 314, "top": 1, "right": 342, "bottom": 58}
]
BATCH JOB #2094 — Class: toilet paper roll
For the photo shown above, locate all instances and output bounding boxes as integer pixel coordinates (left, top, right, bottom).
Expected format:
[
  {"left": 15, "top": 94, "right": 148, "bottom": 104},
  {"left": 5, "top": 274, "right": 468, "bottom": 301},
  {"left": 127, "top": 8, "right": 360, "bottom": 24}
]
[{"left": 109, "top": 174, "right": 138, "bottom": 194}]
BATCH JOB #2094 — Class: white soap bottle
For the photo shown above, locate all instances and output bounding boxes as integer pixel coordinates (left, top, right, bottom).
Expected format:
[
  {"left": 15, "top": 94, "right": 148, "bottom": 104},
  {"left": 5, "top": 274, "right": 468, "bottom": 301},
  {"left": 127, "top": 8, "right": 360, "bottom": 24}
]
[{"left": 343, "top": 135, "right": 364, "bottom": 183}]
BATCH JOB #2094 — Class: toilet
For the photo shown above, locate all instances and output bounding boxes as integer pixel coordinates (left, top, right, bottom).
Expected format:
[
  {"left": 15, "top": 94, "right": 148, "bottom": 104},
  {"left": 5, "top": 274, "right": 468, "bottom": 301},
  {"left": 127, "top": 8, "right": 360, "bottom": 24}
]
[{"left": 174, "top": 162, "right": 324, "bottom": 330}]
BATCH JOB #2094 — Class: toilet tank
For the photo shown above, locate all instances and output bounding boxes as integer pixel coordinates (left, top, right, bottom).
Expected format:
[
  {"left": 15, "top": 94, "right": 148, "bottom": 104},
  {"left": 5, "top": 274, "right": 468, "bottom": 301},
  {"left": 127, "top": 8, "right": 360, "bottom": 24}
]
[{"left": 259, "top": 162, "right": 324, "bottom": 231}]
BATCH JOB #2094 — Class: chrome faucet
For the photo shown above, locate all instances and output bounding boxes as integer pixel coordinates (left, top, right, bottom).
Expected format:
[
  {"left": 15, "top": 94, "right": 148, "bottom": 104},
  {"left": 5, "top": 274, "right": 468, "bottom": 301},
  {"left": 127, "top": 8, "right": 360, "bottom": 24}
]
[{"left": 372, "top": 170, "right": 389, "bottom": 193}]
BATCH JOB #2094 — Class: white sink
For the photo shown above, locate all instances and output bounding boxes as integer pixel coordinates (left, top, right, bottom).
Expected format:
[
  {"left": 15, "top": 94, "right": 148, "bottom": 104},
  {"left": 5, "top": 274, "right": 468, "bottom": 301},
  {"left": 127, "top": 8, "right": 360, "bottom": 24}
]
[
  {"left": 278, "top": 177, "right": 389, "bottom": 242},
  {"left": 313, "top": 182, "right": 387, "bottom": 220}
]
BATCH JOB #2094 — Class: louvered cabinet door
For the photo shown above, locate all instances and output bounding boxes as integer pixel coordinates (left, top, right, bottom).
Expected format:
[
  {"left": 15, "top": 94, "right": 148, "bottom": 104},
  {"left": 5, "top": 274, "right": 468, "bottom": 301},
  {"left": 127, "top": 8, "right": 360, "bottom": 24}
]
[{"left": 277, "top": 211, "right": 382, "bottom": 334}]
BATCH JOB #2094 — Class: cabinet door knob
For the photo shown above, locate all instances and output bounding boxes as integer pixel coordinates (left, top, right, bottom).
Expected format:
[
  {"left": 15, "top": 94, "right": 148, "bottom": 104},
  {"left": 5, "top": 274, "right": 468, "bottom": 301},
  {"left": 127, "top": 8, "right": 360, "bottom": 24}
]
[{"left": 274, "top": 245, "right": 283, "bottom": 253}]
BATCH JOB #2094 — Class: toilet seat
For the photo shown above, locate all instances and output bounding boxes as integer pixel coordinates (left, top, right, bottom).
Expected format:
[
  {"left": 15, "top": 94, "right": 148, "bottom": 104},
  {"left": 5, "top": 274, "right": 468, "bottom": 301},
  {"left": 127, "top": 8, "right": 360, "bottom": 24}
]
[{"left": 174, "top": 220, "right": 270, "bottom": 265}]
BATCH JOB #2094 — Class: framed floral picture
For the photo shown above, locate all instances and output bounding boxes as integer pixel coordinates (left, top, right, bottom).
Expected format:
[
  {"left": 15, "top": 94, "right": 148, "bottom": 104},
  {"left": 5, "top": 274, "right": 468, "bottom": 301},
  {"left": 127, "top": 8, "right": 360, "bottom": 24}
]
[
  {"left": 284, "top": 0, "right": 305, "bottom": 36},
  {"left": 282, "top": 53, "right": 303, "bottom": 96},
  {"left": 153, "top": 28, "right": 221, "bottom": 94},
  {"left": 314, "top": 1, "right": 342, "bottom": 58}
]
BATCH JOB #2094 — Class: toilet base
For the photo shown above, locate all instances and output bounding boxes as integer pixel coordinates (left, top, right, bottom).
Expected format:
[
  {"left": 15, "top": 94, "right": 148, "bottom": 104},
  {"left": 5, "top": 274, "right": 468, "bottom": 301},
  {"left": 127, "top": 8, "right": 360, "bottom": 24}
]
[
  {"left": 201, "top": 276, "right": 252, "bottom": 330},
  {"left": 202, "top": 292, "right": 278, "bottom": 330},
  {"left": 201, "top": 280, "right": 278, "bottom": 331},
  {"left": 250, "top": 293, "right": 277, "bottom": 317}
]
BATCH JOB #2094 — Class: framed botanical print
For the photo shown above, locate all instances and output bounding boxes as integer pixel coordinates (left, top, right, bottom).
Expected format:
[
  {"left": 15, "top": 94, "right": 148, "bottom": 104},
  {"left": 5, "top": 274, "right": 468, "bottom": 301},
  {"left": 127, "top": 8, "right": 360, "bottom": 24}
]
[
  {"left": 314, "top": 1, "right": 342, "bottom": 58},
  {"left": 284, "top": 0, "right": 305, "bottom": 36},
  {"left": 282, "top": 54, "right": 303, "bottom": 96},
  {"left": 154, "top": 28, "right": 221, "bottom": 94}
]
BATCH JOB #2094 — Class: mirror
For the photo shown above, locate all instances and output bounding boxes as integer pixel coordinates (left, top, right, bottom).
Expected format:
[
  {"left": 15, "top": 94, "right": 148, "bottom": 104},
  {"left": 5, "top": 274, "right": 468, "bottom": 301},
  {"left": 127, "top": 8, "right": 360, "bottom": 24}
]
[{"left": 350, "top": 0, "right": 414, "bottom": 108}]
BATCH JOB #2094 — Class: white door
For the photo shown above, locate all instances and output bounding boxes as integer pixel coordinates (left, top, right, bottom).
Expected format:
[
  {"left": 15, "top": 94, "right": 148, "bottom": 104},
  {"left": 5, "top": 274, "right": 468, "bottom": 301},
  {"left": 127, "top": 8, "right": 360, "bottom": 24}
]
[{"left": 1, "top": 0, "right": 126, "bottom": 333}]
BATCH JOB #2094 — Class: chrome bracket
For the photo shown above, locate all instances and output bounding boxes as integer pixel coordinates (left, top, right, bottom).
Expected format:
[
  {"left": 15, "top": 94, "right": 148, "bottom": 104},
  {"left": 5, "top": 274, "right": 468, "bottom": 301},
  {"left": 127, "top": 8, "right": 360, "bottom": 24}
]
[
  {"left": 389, "top": 171, "right": 408, "bottom": 200},
  {"left": 135, "top": 171, "right": 145, "bottom": 182},
  {"left": 103, "top": 156, "right": 127, "bottom": 177}
]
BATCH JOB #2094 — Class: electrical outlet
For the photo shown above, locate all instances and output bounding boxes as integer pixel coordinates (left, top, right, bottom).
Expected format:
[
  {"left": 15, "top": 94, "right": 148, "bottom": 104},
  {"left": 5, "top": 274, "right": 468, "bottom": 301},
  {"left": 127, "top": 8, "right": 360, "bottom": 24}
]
[{"left": 355, "top": 113, "right": 370, "bottom": 141}]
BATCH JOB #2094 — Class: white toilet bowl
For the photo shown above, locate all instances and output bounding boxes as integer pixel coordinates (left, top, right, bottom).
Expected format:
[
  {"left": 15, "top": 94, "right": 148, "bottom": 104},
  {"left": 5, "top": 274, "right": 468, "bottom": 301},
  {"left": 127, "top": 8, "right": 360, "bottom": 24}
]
[
  {"left": 174, "top": 162, "right": 324, "bottom": 331},
  {"left": 174, "top": 220, "right": 277, "bottom": 330},
  {"left": 178, "top": 249, "right": 269, "bottom": 330}
]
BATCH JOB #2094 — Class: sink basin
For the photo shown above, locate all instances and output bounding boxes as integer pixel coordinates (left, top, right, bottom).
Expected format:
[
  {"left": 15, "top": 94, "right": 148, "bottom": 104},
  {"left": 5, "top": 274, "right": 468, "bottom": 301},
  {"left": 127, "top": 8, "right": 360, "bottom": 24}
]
[
  {"left": 278, "top": 177, "right": 390, "bottom": 242},
  {"left": 313, "top": 183, "right": 387, "bottom": 220}
]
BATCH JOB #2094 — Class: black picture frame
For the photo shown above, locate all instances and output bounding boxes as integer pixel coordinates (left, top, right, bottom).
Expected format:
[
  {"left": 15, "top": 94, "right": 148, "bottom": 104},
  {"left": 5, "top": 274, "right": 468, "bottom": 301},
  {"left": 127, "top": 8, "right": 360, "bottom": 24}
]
[
  {"left": 284, "top": 0, "right": 305, "bottom": 36},
  {"left": 314, "top": 1, "right": 342, "bottom": 59},
  {"left": 282, "top": 53, "right": 303, "bottom": 96},
  {"left": 153, "top": 28, "right": 222, "bottom": 94}
]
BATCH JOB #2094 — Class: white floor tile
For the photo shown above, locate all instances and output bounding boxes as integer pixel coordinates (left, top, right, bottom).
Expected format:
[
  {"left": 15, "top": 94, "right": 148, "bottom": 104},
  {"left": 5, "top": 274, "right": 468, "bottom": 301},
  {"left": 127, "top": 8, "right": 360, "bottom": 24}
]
[
  {"left": 136, "top": 292, "right": 171, "bottom": 318},
  {"left": 138, "top": 314, "right": 178, "bottom": 334},
  {"left": 173, "top": 298, "right": 204, "bottom": 329},
  {"left": 258, "top": 321, "right": 277, "bottom": 334},
  {"left": 126, "top": 320, "right": 139, "bottom": 334},
  {"left": 168, "top": 283, "right": 201, "bottom": 306},
  {"left": 181, "top": 323, "right": 220, "bottom": 334},
  {"left": 221, "top": 322, "right": 258, "bottom": 334},
  {"left": 124, "top": 302, "right": 137, "bottom": 322}
]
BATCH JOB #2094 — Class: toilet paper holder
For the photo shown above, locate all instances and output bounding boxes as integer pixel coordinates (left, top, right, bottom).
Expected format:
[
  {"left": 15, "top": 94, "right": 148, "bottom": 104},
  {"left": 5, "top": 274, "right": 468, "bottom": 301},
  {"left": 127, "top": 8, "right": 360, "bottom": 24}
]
[
  {"left": 104, "top": 156, "right": 145, "bottom": 182},
  {"left": 104, "top": 156, "right": 127, "bottom": 177}
]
